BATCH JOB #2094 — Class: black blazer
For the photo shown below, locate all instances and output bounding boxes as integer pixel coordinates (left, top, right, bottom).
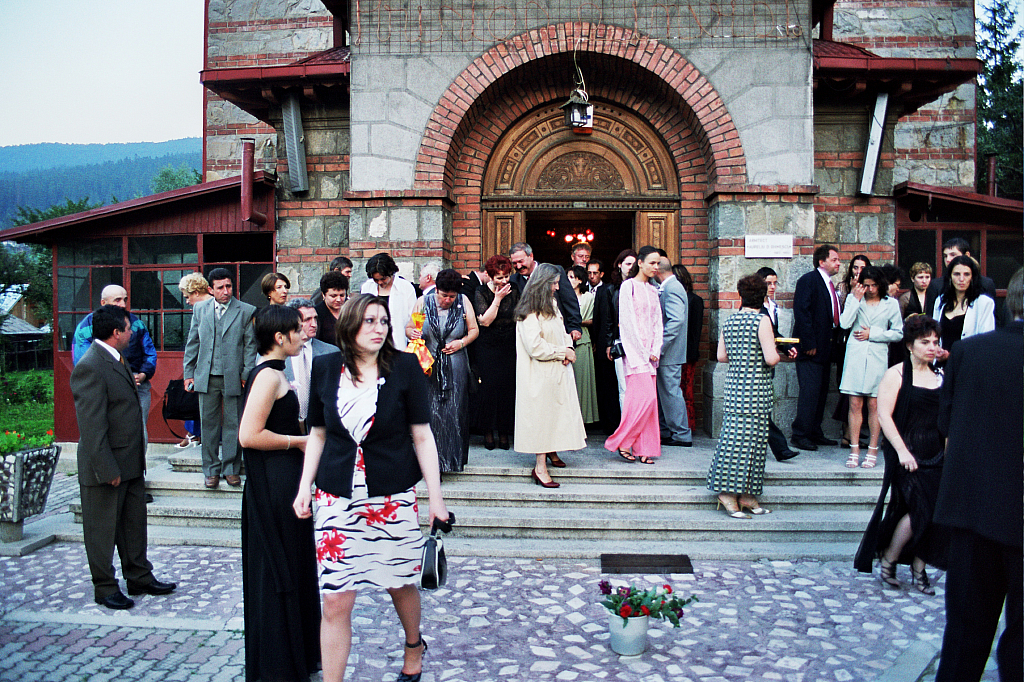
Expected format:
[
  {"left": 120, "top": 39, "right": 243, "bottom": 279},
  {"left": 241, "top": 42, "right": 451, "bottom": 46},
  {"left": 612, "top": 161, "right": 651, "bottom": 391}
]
[
  {"left": 686, "top": 292, "right": 704, "bottom": 365},
  {"left": 597, "top": 282, "right": 619, "bottom": 349},
  {"left": 511, "top": 264, "right": 582, "bottom": 336},
  {"left": 935, "top": 320, "right": 1023, "bottom": 547},
  {"left": 307, "top": 351, "right": 431, "bottom": 498},
  {"left": 314, "top": 301, "right": 339, "bottom": 347},
  {"left": 792, "top": 269, "right": 836, "bottom": 365}
]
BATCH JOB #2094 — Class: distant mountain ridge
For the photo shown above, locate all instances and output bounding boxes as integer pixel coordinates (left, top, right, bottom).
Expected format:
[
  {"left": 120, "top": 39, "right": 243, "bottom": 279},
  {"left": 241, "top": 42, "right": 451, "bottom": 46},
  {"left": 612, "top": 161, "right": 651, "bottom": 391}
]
[{"left": 0, "top": 139, "right": 202, "bottom": 174}]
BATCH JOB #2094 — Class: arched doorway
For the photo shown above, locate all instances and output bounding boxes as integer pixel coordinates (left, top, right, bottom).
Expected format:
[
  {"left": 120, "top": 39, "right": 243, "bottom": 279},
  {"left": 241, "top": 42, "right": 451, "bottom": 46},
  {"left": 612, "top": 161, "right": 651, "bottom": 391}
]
[{"left": 480, "top": 102, "right": 683, "bottom": 264}]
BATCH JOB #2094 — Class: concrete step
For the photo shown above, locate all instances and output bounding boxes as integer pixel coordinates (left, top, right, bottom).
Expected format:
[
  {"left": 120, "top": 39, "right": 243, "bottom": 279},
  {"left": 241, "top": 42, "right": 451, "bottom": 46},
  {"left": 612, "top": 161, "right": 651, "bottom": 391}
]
[{"left": 40, "top": 512, "right": 863, "bottom": 562}]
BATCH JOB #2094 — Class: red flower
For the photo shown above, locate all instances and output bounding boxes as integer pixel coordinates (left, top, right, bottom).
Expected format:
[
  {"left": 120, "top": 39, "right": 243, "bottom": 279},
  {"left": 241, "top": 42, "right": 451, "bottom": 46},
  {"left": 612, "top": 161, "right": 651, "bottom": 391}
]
[
  {"left": 355, "top": 499, "right": 401, "bottom": 526},
  {"left": 46, "top": 429, "right": 53, "bottom": 436},
  {"left": 316, "top": 529, "right": 346, "bottom": 562},
  {"left": 663, "top": 584, "right": 673, "bottom": 594},
  {"left": 619, "top": 605, "right": 633, "bottom": 618},
  {"left": 641, "top": 605, "right": 651, "bottom": 616}
]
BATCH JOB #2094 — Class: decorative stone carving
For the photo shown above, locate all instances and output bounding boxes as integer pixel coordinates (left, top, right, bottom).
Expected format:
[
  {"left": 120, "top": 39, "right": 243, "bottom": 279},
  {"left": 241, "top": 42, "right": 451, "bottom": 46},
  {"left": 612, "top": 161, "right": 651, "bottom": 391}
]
[{"left": 536, "top": 152, "right": 626, "bottom": 192}]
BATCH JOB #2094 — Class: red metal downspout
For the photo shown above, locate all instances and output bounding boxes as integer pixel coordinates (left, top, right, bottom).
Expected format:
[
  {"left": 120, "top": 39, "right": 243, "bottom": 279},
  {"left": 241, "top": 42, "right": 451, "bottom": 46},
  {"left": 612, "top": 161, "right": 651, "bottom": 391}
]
[{"left": 241, "top": 139, "right": 267, "bottom": 226}]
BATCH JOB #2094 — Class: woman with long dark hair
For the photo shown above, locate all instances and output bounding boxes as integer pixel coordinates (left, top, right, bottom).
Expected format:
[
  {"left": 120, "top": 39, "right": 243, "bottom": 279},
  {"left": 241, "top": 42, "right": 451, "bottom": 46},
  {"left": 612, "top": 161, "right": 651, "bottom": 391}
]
[
  {"left": 838, "top": 265, "right": 904, "bottom": 468},
  {"left": 238, "top": 304, "right": 320, "bottom": 682},
  {"left": 473, "top": 255, "right": 519, "bottom": 450},
  {"left": 293, "top": 294, "right": 448, "bottom": 682},
  {"left": 834, "top": 255, "right": 871, "bottom": 448},
  {"left": 932, "top": 254, "right": 996, "bottom": 363},
  {"left": 855, "top": 314, "right": 949, "bottom": 595},
  {"left": 596, "top": 249, "right": 637, "bottom": 429},
  {"left": 513, "top": 264, "right": 587, "bottom": 488},
  {"left": 604, "top": 246, "right": 663, "bottom": 465}
]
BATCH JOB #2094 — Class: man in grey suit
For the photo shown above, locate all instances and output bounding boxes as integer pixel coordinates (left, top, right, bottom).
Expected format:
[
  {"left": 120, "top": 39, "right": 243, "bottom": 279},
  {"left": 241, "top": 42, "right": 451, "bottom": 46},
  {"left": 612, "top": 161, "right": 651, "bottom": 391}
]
[
  {"left": 183, "top": 268, "right": 257, "bottom": 489},
  {"left": 286, "top": 299, "right": 340, "bottom": 430},
  {"left": 654, "top": 258, "right": 692, "bottom": 447},
  {"left": 70, "top": 305, "right": 176, "bottom": 610}
]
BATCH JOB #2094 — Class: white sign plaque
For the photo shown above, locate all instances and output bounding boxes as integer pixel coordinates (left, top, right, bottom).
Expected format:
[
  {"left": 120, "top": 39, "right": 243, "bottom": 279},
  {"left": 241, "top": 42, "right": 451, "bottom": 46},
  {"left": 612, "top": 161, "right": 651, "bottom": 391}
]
[{"left": 745, "top": 234, "right": 794, "bottom": 259}]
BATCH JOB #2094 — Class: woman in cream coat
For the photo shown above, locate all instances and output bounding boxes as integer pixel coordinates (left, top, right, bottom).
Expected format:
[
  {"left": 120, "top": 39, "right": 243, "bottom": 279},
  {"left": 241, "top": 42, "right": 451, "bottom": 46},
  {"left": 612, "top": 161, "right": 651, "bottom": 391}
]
[{"left": 514, "top": 264, "right": 587, "bottom": 489}]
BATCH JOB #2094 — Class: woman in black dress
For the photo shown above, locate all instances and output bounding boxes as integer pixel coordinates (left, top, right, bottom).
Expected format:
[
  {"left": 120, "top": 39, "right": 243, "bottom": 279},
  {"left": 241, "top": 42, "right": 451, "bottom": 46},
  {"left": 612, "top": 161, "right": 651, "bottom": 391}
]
[
  {"left": 473, "top": 255, "right": 519, "bottom": 449},
  {"left": 238, "top": 305, "right": 321, "bottom": 682},
  {"left": 854, "top": 314, "right": 949, "bottom": 594}
]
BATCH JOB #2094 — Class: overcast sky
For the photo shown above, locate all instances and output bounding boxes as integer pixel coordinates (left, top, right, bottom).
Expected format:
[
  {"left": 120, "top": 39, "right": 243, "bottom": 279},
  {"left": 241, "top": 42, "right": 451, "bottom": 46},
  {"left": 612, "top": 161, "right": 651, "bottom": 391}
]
[{"left": 1, "top": 0, "right": 205, "bottom": 147}]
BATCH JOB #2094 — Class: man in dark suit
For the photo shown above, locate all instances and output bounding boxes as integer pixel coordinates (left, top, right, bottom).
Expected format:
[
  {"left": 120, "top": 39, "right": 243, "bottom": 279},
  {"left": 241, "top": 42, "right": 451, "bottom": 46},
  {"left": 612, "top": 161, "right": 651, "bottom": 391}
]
[
  {"left": 70, "top": 305, "right": 176, "bottom": 610},
  {"left": 758, "top": 267, "right": 799, "bottom": 461},
  {"left": 314, "top": 271, "right": 349, "bottom": 346},
  {"left": 509, "top": 242, "right": 582, "bottom": 340},
  {"left": 183, "top": 268, "right": 257, "bottom": 489},
  {"left": 654, "top": 258, "right": 692, "bottom": 446},
  {"left": 924, "top": 237, "right": 997, "bottom": 319},
  {"left": 286, "top": 299, "right": 341, "bottom": 431},
  {"left": 933, "top": 267, "right": 1023, "bottom": 682},
  {"left": 790, "top": 244, "right": 842, "bottom": 451}
]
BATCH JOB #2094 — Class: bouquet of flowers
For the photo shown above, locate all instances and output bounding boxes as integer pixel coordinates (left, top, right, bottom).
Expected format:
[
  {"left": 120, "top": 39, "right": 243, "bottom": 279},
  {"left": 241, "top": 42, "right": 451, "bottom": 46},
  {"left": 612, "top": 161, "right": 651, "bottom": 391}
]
[
  {"left": 404, "top": 312, "right": 434, "bottom": 376},
  {"left": 599, "top": 580, "right": 697, "bottom": 627}
]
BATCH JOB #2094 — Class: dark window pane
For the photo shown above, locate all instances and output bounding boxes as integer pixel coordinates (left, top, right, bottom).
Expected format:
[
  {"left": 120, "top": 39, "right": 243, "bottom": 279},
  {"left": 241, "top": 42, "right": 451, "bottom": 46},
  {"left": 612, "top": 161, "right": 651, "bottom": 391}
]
[
  {"left": 239, "top": 264, "right": 273, "bottom": 308},
  {"left": 204, "top": 233, "right": 273, "bottom": 263},
  {"left": 128, "top": 236, "right": 198, "bottom": 265},
  {"left": 134, "top": 312, "right": 161, "bottom": 352},
  {"left": 58, "top": 313, "right": 84, "bottom": 351},
  {"left": 163, "top": 270, "right": 192, "bottom": 310},
  {"left": 56, "top": 239, "right": 121, "bottom": 266},
  {"left": 90, "top": 269, "right": 123, "bottom": 309},
  {"left": 987, "top": 232, "right": 1024, "bottom": 290},
  {"left": 162, "top": 312, "right": 189, "bottom": 351},
  {"left": 57, "top": 268, "right": 90, "bottom": 311},
  {"left": 897, "top": 230, "right": 936, "bottom": 279},
  {"left": 129, "top": 271, "right": 166, "bottom": 311}
]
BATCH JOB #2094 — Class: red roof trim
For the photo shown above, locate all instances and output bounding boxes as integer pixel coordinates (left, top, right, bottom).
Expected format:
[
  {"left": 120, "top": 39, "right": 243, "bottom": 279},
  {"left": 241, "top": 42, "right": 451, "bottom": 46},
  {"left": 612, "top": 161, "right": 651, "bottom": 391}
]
[
  {"left": 201, "top": 52, "right": 350, "bottom": 86},
  {"left": 894, "top": 181, "right": 1023, "bottom": 213},
  {"left": 0, "top": 172, "right": 276, "bottom": 242},
  {"left": 813, "top": 40, "right": 980, "bottom": 78}
]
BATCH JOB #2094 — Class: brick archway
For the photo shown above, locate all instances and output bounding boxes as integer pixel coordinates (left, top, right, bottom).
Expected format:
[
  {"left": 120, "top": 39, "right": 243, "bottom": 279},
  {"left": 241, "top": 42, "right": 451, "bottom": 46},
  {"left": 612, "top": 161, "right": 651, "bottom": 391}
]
[{"left": 414, "top": 23, "right": 747, "bottom": 194}]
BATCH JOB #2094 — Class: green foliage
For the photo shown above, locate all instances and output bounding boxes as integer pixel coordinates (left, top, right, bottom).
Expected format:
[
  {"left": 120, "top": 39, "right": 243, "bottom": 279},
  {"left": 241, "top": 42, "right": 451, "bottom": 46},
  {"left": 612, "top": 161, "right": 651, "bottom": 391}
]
[
  {"left": 976, "top": 0, "right": 1023, "bottom": 200},
  {"left": 0, "top": 242, "right": 54, "bottom": 327},
  {"left": 151, "top": 162, "right": 202, "bottom": 194},
  {"left": 11, "top": 197, "right": 102, "bottom": 226},
  {"left": 0, "top": 429, "right": 55, "bottom": 457},
  {"left": 0, "top": 370, "right": 54, "bottom": 441},
  {"left": 598, "top": 580, "right": 697, "bottom": 627}
]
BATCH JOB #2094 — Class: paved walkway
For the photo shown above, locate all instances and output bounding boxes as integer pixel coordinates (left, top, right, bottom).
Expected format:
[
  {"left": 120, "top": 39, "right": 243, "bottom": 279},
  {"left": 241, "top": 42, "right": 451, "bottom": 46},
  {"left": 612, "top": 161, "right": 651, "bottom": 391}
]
[{"left": 1, "top": 468, "right": 1001, "bottom": 682}]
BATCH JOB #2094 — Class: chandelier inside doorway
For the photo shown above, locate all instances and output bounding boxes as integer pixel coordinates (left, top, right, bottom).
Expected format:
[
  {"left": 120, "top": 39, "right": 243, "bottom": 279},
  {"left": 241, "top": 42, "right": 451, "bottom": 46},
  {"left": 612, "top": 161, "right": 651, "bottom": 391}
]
[{"left": 545, "top": 228, "right": 595, "bottom": 243}]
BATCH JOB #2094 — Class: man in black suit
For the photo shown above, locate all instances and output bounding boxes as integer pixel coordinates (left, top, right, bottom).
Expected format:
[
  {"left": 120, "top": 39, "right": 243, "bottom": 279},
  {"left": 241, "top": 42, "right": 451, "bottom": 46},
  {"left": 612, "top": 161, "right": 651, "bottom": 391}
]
[
  {"left": 757, "top": 267, "right": 799, "bottom": 461},
  {"left": 933, "top": 267, "right": 1023, "bottom": 682},
  {"left": 509, "top": 242, "right": 582, "bottom": 340},
  {"left": 924, "top": 237, "right": 997, "bottom": 318},
  {"left": 70, "top": 305, "right": 176, "bottom": 610},
  {"left": 790, "top": 244, "right": 842, "bottom": 451}
]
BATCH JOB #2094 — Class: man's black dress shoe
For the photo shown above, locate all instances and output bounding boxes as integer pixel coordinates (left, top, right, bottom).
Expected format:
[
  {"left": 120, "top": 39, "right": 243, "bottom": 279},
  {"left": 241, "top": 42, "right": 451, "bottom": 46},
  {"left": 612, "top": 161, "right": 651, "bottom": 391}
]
[
  {"left": 96, "top": 591, "right": 135, "bottom": 610},
  {"left": 127, "top": 579, "right": 178, "bottom": 596},
  {"left": 145, "top": 493, "right": 154, "bottom": 504},
  {"left": 811, "top": 436, "right": 838, "bottom": 446},
  {"left": 790, "top": 437, "right": 818, "bottom": 451},
  {"left": 774, "top": 450, "right": 799, "bottom": 462},
  {"left": 660, "top": 438, "right": 693, "bottom": 447}
]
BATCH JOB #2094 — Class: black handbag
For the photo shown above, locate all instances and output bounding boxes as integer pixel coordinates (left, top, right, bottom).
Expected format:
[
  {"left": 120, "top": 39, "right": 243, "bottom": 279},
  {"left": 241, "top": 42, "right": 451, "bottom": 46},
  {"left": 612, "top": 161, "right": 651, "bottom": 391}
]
[
  {"left": 609, "top": 339, "right": 625, "bottom": 360},
  {"left": 162, "top": 379, "right": 200, "bottom": 439},
  {"left": 420, "top": 512, "right": 455, "bottom": 590}
]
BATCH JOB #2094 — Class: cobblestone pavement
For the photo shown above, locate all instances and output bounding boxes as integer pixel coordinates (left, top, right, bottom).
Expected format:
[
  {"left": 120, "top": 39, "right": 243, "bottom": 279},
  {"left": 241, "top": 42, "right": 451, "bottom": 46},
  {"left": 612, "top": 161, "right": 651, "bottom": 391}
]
[{"left": 2, "top": 469, "right": 1000, "bottom": 681}]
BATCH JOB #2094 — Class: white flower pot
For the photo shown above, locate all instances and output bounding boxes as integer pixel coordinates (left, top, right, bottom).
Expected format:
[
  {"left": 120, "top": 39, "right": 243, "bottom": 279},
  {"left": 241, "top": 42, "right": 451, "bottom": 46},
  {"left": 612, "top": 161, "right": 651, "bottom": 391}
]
[{"left": 608, "top": 614, "right": 648, "bottom": 655}]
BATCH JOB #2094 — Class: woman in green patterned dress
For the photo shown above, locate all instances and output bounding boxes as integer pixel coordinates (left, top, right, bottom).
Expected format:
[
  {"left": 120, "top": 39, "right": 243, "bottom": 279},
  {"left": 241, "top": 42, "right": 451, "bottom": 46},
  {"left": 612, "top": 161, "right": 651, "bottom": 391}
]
[{"left": 707, "top": 274, "right": 796, "bottom": 518}]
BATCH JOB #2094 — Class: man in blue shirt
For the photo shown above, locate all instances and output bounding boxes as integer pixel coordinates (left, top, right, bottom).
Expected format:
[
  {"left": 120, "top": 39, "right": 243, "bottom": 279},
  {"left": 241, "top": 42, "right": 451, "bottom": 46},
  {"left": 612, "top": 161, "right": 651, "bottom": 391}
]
[{"left": 73, "top": 285, "right": 158, "bottom": 446}]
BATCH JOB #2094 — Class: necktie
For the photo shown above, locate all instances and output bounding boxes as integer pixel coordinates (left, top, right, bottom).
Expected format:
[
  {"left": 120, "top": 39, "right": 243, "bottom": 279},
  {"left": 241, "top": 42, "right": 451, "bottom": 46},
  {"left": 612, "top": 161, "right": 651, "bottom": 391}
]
[
  {"left": 828, "top": 279, "right": 840, "bottom": 326},
  {"left": 216, "top": 303, "right": 224, "bottom": 320},
  {"left": 297, "top": 347, "right": 311, "bottom": 420}
]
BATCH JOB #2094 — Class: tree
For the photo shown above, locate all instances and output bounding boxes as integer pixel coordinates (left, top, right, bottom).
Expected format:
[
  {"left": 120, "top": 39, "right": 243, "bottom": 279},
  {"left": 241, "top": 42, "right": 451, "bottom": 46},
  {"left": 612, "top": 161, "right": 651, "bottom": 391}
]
[
  {"left": 11, "top": 196, "right": 103, "bottom": 227},
  {"left": 976, "top": 0, "right": 1023, "bottom": 200},
  {"left": 151, "top": 163, "right": 202, "bottom": 194}
]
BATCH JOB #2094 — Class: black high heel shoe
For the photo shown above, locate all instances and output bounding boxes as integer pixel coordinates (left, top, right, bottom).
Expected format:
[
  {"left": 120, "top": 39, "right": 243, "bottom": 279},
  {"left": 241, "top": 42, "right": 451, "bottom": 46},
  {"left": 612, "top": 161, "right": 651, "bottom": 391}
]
[
  {"left": 911, "top": 567, "right": 935, "bottom": 595},
  {"left": 498, "top": 435, "right": 510, "bottom": 450},
  {"left": 397, "top": 637, "right": 428, "bottom": 682},
  {"left": 483, "top": 434, "right": 496, "bottom": 450},
  {"left": 879, "top": 557, "right": 900, "bottom": 588}
]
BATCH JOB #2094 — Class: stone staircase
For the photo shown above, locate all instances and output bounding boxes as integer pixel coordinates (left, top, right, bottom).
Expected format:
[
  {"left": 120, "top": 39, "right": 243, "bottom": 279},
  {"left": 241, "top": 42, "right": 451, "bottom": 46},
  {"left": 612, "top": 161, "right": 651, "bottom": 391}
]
[{"left": 62, "top": 435, "right": 881, "bottom": 561}]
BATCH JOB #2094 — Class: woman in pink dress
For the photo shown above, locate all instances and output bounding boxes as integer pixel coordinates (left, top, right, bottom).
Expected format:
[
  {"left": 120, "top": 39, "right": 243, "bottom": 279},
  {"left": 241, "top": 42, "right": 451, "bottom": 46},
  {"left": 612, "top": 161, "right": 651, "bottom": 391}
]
[{"left": 604, "top": 246, "right": 663, "bottom": 464}]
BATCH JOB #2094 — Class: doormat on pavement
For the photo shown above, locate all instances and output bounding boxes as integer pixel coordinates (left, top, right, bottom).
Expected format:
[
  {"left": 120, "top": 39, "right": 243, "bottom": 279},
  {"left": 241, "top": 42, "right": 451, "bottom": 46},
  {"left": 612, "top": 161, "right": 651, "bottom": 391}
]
[{"left": 600, "top": 553, "right": 694, "bottom": 574}]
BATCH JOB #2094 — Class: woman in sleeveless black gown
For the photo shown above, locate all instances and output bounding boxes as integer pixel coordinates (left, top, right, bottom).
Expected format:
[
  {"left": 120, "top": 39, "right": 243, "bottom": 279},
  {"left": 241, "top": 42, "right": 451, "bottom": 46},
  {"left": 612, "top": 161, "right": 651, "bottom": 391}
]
[
  {"left": 239, "top": 306, "right": 321, "bottom": 682},
  {"left": 855, "top": 315, "right": 950, "bottom": 595}
]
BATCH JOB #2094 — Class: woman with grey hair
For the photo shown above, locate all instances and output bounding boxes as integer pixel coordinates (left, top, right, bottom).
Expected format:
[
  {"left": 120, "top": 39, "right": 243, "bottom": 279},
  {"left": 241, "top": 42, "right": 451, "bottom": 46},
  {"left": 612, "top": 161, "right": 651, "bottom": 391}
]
[{"left": 513, "top": 263, "right": 587, "bottom": 488}]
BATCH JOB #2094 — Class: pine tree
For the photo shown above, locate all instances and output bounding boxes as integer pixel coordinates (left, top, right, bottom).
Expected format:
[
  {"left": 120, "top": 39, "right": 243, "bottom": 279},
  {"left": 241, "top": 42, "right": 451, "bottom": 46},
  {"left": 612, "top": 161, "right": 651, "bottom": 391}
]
[{"left": 976, "top": 0, "right": 1023, "bottom": 199}]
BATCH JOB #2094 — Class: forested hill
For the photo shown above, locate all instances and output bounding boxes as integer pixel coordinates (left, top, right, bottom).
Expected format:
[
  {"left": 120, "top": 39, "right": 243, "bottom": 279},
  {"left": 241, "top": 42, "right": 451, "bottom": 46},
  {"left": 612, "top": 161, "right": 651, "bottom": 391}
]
[{"left": 0, "top": 139, "right": 202, "bottom": 228}]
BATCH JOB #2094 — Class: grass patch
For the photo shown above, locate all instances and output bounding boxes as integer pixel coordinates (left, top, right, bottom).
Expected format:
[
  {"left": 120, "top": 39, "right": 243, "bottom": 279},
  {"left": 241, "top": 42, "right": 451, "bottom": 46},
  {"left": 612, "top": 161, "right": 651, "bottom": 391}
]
[{"left": 0, "top": 370, "right": 55, "bottom": 438}]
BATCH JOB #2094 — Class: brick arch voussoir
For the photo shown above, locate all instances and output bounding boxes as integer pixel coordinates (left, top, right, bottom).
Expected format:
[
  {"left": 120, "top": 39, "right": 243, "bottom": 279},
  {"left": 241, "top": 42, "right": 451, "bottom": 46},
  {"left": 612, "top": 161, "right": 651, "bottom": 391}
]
[{"left": 416, "top": 23, "right": 747, "bottom": 192}]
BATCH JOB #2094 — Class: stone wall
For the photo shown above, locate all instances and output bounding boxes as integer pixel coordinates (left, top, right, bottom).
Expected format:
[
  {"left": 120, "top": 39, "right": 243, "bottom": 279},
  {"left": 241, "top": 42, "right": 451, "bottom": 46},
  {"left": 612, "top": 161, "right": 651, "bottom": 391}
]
[{"left": 832, "top": 0, "right": 976, "bottom": 189}]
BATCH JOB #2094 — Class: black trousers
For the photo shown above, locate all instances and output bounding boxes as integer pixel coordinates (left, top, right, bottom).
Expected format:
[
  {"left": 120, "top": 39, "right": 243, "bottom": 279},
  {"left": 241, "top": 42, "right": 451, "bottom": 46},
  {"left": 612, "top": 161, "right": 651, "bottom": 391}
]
[
  {"left": 80, "top": 476, "right": 154, "bottom": 600},
  {"left": 792, "top": 359, "right": 831, "bottom": 441},
  {"left": 767, "top": 417, "right": 790, "bottom": 457},
  {"left": 936, "top": 527, "right": 1023, "bottom": 682}
]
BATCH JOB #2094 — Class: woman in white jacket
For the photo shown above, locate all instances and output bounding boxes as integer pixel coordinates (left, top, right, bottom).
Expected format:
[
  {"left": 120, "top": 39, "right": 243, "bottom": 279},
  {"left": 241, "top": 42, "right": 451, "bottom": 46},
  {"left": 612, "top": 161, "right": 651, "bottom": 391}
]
[
  {"left": 931, "top": 255, "right": 996, "bottom": 363},
  {"left": 360, "top": 252, "right": 417, "bottom": 349}
]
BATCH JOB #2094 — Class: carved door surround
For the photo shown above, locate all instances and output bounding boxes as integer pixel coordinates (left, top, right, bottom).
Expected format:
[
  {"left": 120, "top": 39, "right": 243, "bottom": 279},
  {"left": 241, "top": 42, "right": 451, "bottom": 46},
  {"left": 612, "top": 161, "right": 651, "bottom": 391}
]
[{"left": 482, "top": 102, "right": 682, "bottom": 262}]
